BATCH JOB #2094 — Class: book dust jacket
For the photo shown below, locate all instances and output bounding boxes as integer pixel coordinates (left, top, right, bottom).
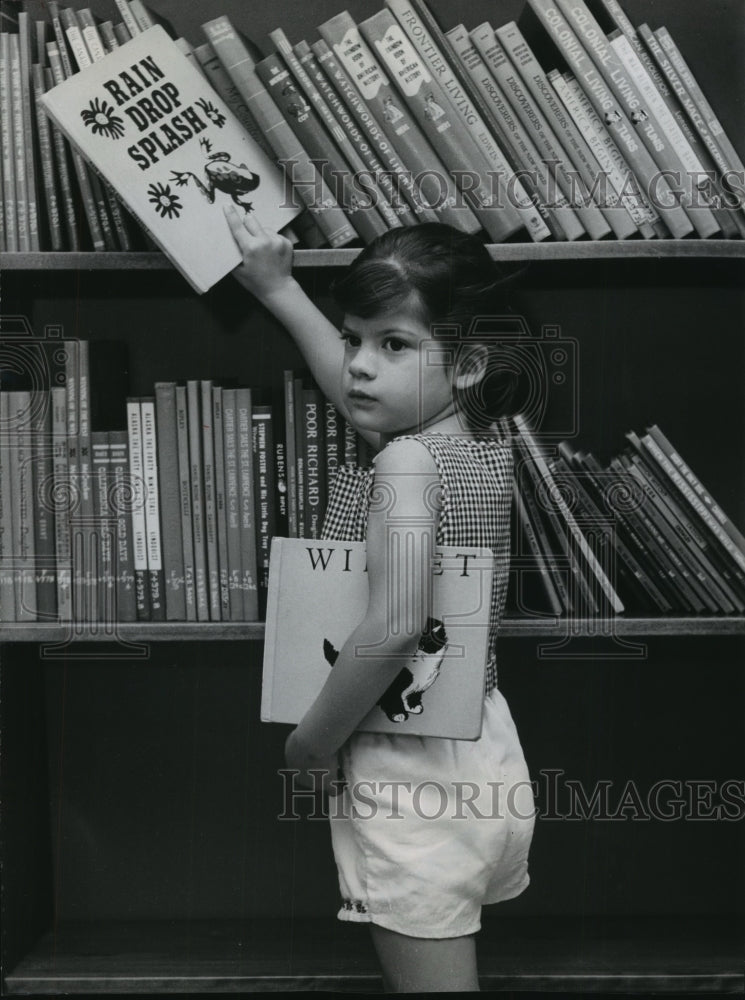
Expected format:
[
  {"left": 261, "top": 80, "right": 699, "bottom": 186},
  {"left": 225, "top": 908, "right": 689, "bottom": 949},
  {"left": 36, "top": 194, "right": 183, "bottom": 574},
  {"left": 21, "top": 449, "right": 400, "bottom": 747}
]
[{"left": 41, "top": 25, "right": 300, "bottom": 292}]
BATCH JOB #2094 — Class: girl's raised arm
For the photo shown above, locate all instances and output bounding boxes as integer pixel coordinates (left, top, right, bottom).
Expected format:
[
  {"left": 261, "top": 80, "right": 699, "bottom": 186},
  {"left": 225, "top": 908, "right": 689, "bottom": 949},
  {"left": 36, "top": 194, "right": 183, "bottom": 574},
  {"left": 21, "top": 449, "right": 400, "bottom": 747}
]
[{"left": 225, "top": 206, "right": 378, "bottom": 446}]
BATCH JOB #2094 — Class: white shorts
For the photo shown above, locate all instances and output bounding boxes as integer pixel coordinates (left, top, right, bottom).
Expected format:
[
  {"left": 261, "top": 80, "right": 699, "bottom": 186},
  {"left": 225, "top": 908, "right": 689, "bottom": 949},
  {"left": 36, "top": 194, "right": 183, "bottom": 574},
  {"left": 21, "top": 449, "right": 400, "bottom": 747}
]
[{"left": 328, "top": 686, "right": 536, "bottom": 938}]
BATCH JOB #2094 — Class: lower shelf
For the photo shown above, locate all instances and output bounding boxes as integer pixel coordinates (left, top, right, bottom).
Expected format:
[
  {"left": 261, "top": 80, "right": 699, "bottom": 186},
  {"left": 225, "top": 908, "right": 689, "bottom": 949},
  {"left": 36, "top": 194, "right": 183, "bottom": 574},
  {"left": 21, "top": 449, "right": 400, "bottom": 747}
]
[
  {"left": 0, "top": 616, "right": 743, "bottom": 642},
  {"left": 4, "top": 915, "right": 743, "bottom": 994}
]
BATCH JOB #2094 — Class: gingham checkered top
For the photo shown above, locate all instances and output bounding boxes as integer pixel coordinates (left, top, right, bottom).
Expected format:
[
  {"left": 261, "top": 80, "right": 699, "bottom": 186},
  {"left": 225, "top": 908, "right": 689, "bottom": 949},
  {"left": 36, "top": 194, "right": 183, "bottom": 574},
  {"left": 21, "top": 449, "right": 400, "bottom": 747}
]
[{"left": 320, "top": 432, "right": 513, "bottom": 695}]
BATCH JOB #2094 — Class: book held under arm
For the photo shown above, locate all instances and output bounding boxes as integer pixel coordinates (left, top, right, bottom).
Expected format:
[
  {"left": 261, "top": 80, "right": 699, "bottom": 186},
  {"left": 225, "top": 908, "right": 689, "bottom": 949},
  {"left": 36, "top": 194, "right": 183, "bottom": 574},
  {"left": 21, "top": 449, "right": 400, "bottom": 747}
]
[
  {"left": 41, "top": 26, "right": 301, "bottom": 292},
  {"left": 262, "top": 537, "right": 494, "bottom": 740}
]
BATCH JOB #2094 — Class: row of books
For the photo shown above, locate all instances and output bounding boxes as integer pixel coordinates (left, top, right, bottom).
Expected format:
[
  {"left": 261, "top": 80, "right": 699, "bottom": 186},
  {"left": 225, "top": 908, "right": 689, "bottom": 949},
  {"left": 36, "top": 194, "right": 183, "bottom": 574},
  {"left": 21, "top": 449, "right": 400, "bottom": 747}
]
[
  {"left": 0, "top": 333, "right": 373, "bottom": 624},
  {"left": 3, "top": 0, "right": 745, "bottom": 264},
  {"left": 513, "top": 418, "right": 745, "bottom": 617},
  {"left": 1, "top": 339, "right": 744, "bottom": 624}
]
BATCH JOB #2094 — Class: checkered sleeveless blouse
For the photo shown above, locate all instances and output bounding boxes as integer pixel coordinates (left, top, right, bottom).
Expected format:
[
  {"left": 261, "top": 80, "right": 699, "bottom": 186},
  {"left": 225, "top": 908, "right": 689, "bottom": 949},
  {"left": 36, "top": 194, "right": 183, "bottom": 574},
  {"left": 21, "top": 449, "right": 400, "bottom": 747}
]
[{"left": 320, "top": 432, "right": 513, "bottom": 695}]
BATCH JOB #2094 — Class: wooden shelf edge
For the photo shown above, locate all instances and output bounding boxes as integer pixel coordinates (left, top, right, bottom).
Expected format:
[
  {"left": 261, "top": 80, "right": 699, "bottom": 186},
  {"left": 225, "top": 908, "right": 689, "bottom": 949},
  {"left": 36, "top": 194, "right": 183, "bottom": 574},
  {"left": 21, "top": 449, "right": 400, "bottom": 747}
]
[
  {"left": 2, "top": 240, "right": 745, "bottom": 271},
  {"left": 0, "top": 617, "right": 742, "bottom": 642}
]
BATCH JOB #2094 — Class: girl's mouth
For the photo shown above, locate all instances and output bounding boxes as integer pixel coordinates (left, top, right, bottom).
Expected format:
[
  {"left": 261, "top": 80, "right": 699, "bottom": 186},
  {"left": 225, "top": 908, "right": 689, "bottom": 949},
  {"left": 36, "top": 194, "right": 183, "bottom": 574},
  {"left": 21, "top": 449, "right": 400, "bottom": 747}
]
[{"left": 348, "top": 389, "right": 377, "bottom": 403}]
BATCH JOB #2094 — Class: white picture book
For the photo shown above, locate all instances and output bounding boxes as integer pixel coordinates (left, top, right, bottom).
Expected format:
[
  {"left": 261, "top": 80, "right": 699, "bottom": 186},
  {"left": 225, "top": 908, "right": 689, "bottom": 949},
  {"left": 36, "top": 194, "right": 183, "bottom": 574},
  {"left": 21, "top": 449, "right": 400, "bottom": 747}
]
[
  {"left": 42, "top": 26, "right": 301, "bottom": 292},
  {"left": 262, "top": 537, "right": 495, "bottom": 739}
]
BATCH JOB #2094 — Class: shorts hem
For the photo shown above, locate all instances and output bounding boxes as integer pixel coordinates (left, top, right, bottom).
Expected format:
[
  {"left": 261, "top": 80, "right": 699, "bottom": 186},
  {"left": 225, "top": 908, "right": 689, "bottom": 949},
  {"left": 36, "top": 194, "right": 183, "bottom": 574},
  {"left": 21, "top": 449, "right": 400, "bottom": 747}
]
[
  {"left": 484, "top": 873, "right": 531, "bottom": 906},
  {"left": 336, "top": 909, "right": 481, "bottom": 939}
]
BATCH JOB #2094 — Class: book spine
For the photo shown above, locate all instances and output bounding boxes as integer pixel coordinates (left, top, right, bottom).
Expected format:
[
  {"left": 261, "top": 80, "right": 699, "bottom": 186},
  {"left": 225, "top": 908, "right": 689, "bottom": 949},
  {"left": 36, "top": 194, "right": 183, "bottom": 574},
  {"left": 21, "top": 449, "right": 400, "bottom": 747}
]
[
  {"left": 49, "top": 386, "right": 72, "bottom": 621},
  {"left": 0, "top": 393, "right": 14, "bottom": 620},
  {"left": 128, "top": 0, "right": 155, "bottom": 32},
  {"left": 310, "top": 38, "right": 437, "bottom": 223},
  {"left": 551, "top": 72, "right": 656, "bottom": 236},
  {"left": 202, "top": 15, "right": 357, "bottom": 249},
  {"left": 9, "top": 34, "right": 30, "bottom": 251},
  {"left": 271, "top": 396, "right": 289, "bottom": 539},
  {"left": 283, "top": 370, "right": 298, "bottom": 537},
  {"left": 252, "top": 405, "right": 276, "bottom": 619},
  {"left": 212, "top": 386, "right": 230, "bottom": 621},
  {"left": 317, "top": 11, "right": 482, "bottom": 235},
  {"left": 637, "top": 24, "right": 745, "bottom": 223},
  {"left": 126, "top": 399, "right": 150, "bottom": 620},
  {"left": 31, "top": 389, "right": 57, "bottom": 620},
  {"left": 525, "top": 0, "right": 693, "bottom": 238},
  {"left": 12, "top": 393, "right": 38, "bottom": 620},
  {"left": 107, "top": 430, "right": 136, "bottom": 622},
  {"left": 112, "top": 0, "right": 141, "bottom": 40},
  {"left": 270, "top": 26, "right": 392, "bottom": 242},
  {"left": 91, "top": 431, "right": 112, "bottom": 626},
  {"left": 236, "top": 388, "right": 259, "bottom": 620},
  {"left": 623, "top": 455, "right": 735, "bottom": 613},
  {"left": 186, "top": 380, "right": 209, "bottom": 621},
  {"left": 42, "top": 66, "right": 80, "bottom": 250},
  {"left": 384, "top": 0, "right": 541, "bottom": 242},
  {"left": 255, "top": 50, "right": 380, "bottom": 244},
  {"left": 18, "top": 13, "right": 39, "bottom": 250},
  {"left": 656, "top": 26, "right": 745, "bottom": 194},
  {"left": 643, "top": 428, "right": 745, "bottom": 568},
  {"left": 199, "top": 380, "right": 220, "bottom": 620},
  {"left": 295, "top": 39, "right": 409, "bottom": 229},
  {"left": 449, "top": 23, "right": 580, "bottom": 241},
  {"left": 154, "top": 382, "right": 186, "bottom": 620},
  {"left": 607, "top": 31, "right": 733, "bottom": 238},
  {"left": 293, "top": 376, "right": 306, "bottom": 537},
  {"left": 554, "top": 0, "right": 718, "bottom": 239},
  {"left": 76, "top": 340, "right": 96, "bottom": 624},
  {"left": 0, "top": 32, "right": 18, "bottom": 250},
  {"left": 324, "top": 400, "right": 341, "bottom": 498},
  {"left": 32, "top": 63, "right": 63, "bottom": 250},
  {"left": 515, "top": 414, "right": 624, "bottom": 612},
  {"left": 71, "top": 8, "right": 134, "bottom": 250},
  {"left": 302, "top": 387, "right": 326, "bottom": 540},
  {"left": 469, "top": 22, "right": 610, "bottom": 240},
  {"left": 361, "top": 8, "right": 522, "bottom": 243},
  {"left": 495, "top": 20, "right": 637, "bottom": 240},
  {"left": 343, "top": 418, "right": 358, "bottom": 466},
  {"left": 513, "top": 482, "right": 564, "bottom": 615},
  {"left": 221, "top": 389, "right": 243, "bottom": 620},
  {"left": 46, "top": 42, "right": 106, "bottom": 250},
  {"left": 175, "top": 385, "right": 196, "bottom": 621}
]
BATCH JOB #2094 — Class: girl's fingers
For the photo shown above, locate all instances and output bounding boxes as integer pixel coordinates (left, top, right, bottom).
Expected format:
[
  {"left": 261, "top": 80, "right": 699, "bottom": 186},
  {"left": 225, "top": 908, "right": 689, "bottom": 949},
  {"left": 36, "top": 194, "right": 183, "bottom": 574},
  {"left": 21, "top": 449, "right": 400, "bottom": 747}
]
[{"left": 223, "top": 204, "right": 264, "bottom": 242}]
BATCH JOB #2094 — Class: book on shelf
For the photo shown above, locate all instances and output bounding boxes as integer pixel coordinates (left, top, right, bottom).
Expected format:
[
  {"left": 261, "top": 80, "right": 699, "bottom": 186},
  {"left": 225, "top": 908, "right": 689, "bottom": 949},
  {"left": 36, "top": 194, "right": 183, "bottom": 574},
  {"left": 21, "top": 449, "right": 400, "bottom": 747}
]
[
  {"left": 1, "top": 29, "right": 18, "bottom": 251},
  {"left": 175, "top": 383, "right": 197, "bottom": 620},
  {"left": 385, "top": 0, "right": 551, "bottom": 242},
  {"left": 212, "top": 386, "right": 231, "bottom": 620},
  {"left": 255, "top": 40, "right": 386, "bottom": 246},
  {"left": 126, "top": 397, "right": 150, "bottom": 620},
  {"left": 262, "top": 537, "right": 495, "bottom": 739},
  {"left": 316, "top": 10, "right": 483, "bottom": 237},
  {"left": 552, "top": 0, "right": 719, "bottom": 239},
  {"left": 236, "top": 386, "right": 259, "bottom": 621},
  {"left": 185, "top": 379, "right": 209, "bottom": 620},
  {"left": 107, "top": 429, "right": 137, "bottom": 623},
  {"left": 199, "top": 379, "right": 221, "bottom": 620},
  {"left": 17, "top": 10, "right": 40, "bottom": 250},
  {"left": 202, "top": 14, "right": 357, "bottom": 249},
  {"left": 524, "top": 0, "right": 694, "bottom": 239},
  {"left": 50, "top": 385, "right": 73, "bottom": 621},
  {"left": 494, "top": 19, "right": 638, "bottom": 240},
  {"left": 465, "top": 21, "right": 610, "bottom": 241},
  {"left": 512, "top": 479, "right": 565, "bottom": 616},
  {"left": 292, "top": 374, "right": 306, "bottom": 537},
  {"left": 154, "top": 381, "right": 186, "bottom": 620},
  {"left": 41, "top": 24, "right": 301, "bottom": 290},
  {"left": 221, "top": 387, "right": 243, "bottom": 621},
  {"left": 294, "top": 38, "right": 409, "bottom": 231},
  {"left": 447, "top": 22, "right": 581, "bottom": 242},
  {"left": 0, "top": 392, "right": 13, "bottom": 620},
  {"left": 251, "top": 403, "right": 277, "bottom": 619},
  {"left": 32, "top": 61, "right": 64, "bottom": 251},
  {"left": 359, "top": 7, "right": 526, "bottom": 245}
]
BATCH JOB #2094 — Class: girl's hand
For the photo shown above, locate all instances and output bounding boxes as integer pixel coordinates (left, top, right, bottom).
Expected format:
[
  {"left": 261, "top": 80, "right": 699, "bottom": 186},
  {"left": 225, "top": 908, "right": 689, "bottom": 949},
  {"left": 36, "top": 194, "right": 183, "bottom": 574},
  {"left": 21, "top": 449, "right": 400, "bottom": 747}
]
[
  {"left": 284, "top": 729, "right": 345, "bottom": 798},
  {"left": 224, "top": 205, "right": 295, "bottom": 304}
]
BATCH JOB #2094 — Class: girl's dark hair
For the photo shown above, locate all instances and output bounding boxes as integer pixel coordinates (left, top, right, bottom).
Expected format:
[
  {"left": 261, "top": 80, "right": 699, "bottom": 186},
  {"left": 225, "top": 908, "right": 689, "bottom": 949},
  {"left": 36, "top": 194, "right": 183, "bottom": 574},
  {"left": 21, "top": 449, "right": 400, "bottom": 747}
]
[{"left": 332, "top": 224, "right": 522, "bottom": 431}]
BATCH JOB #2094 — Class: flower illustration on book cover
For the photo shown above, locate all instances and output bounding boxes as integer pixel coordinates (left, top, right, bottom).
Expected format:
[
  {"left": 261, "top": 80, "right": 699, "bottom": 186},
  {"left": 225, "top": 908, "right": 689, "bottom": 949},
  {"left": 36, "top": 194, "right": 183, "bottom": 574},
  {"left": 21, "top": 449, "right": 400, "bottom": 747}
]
[
  {"left": 169, "top": 138, "right": 261, "bottom": 214},
  {"left": 80, "top": 97, "right": 125, "bottom": 139},
  {"left": 323, "top": 617, "right": 449, "bottom": 723},
  {"left": 147, "top": 182, "right": 183, "bottom": 219}
]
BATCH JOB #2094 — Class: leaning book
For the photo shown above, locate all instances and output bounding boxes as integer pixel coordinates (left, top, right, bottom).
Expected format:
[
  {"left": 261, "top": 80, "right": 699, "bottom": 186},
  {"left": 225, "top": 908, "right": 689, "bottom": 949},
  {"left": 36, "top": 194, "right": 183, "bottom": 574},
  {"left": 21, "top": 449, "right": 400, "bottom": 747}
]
[
  {"left": 262, "top": 537, "right": 495, "bottom": 740},
  {"left": 41, "top": 25, "right": 300, "bottom": 292}
]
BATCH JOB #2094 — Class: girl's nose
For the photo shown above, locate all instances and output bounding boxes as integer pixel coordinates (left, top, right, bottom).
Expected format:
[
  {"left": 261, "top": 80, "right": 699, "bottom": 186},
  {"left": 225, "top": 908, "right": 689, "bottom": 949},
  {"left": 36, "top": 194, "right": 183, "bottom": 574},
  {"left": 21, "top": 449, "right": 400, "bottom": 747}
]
[{"left": 347, "top": 345, "right": 377, "bottom": 379}]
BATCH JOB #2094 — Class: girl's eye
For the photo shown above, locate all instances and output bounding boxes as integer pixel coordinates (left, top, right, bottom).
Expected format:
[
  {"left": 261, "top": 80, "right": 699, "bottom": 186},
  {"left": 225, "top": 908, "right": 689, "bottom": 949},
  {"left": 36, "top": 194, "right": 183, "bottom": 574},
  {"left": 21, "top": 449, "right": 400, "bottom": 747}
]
[
  {"left": 340, "top": 332, "right": 361, "bottom": 348},
  {"left": 385, "top": 338, "right": 408, "bottom": 353}
]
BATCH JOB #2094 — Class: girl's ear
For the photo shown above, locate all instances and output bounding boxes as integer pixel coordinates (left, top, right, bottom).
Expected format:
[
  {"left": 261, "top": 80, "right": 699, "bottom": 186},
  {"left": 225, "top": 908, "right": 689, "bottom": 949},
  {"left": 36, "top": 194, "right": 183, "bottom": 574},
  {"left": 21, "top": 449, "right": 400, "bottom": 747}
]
[{"left": 453, "top": 344, "right": 488, "bottom": 390}]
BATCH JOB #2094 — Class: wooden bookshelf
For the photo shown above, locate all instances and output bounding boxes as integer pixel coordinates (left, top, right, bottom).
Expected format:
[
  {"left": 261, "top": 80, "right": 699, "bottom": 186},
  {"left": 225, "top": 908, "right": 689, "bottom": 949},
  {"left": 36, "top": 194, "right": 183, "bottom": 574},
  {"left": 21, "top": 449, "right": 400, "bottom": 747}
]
[
  {"left": 3, "top": 240, "right": 745, "bottom": 271},
  {"left": 0, "top": 616, "right": 743, "bottom": 643},
  {"left": 4, "top": 915, "right": 743, "bottom": 995}
]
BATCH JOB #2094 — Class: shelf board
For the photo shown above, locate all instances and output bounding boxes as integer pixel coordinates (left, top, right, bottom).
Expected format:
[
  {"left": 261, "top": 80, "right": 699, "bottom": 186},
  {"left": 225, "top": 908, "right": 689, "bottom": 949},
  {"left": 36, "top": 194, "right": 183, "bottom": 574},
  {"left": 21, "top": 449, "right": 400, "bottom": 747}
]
[
  {"left": 2, "top": 240, "right": 745, "bottom": 271},
  {"left": 5, "top": 915, "right": 743, "bottom": 994},
  {"left": 0, "top": 616, "right": 742, "bottom": 642}
]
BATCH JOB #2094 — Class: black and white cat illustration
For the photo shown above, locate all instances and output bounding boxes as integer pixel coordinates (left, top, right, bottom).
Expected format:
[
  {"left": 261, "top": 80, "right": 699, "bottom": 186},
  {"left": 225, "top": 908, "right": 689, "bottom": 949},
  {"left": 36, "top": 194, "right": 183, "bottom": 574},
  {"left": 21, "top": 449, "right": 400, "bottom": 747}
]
[{"left": 323, "top": 617, "right": 449, "bottom": 723}]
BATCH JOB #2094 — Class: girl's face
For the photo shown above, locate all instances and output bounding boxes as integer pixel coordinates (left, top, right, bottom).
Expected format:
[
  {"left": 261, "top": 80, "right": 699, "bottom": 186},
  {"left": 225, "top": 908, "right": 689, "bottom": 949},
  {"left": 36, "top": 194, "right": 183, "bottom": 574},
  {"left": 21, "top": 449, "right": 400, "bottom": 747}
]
[{"left": 340, "top": 297, "right": 460, "bottom": 443}]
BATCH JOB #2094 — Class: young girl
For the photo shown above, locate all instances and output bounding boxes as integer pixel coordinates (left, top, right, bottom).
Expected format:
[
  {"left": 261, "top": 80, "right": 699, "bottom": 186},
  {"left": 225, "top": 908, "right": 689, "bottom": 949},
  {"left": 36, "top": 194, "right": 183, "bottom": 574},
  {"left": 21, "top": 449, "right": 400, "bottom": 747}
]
[{"left": 226, "top": 210, "right": 536, "bottom": 993}]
